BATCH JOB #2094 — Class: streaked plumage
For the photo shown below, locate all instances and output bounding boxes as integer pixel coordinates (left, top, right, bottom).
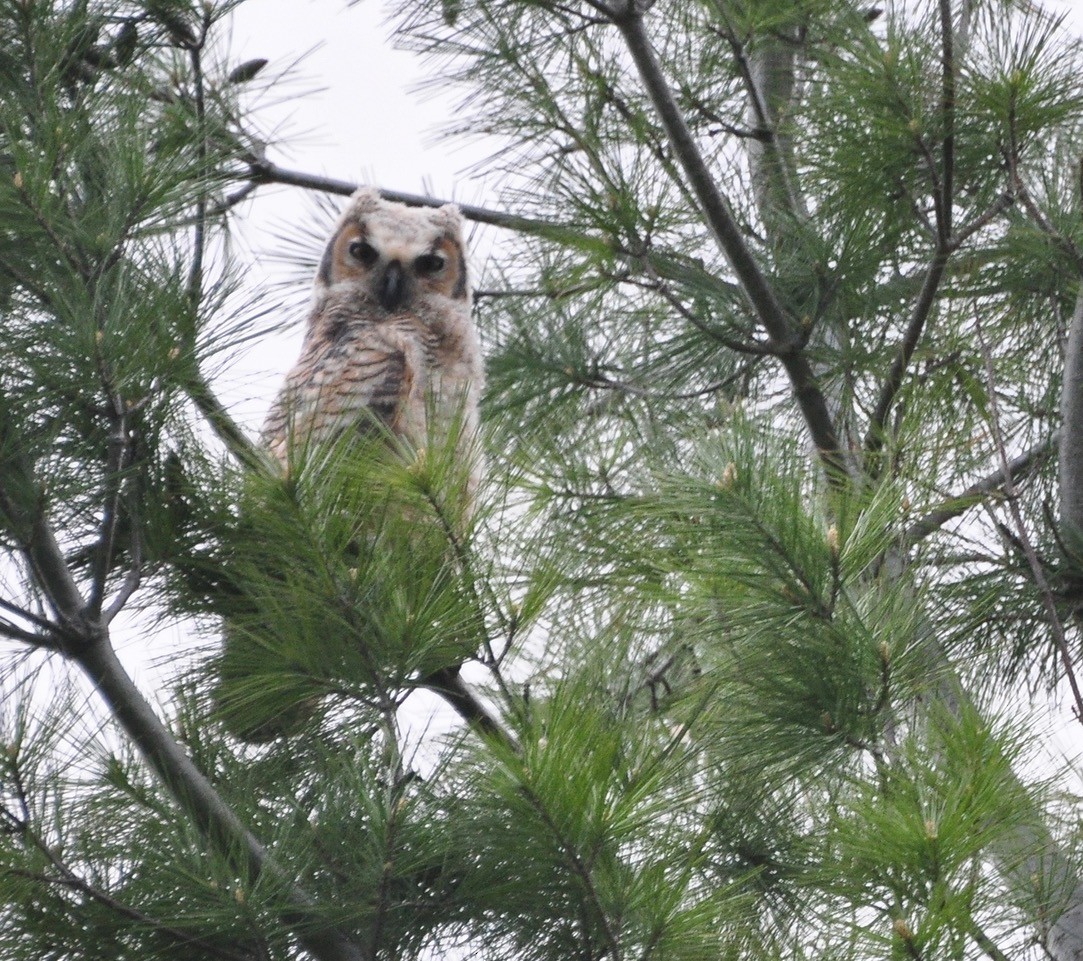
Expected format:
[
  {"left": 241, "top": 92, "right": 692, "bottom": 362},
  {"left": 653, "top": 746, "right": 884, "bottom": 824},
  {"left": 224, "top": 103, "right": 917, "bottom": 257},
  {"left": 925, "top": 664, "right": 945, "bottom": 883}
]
[
  {"left": 217, "top": 187, "right": 489, "bottom": 742},
  {"left": 262, "top": 186, "right": 483, "bottom": 481}
]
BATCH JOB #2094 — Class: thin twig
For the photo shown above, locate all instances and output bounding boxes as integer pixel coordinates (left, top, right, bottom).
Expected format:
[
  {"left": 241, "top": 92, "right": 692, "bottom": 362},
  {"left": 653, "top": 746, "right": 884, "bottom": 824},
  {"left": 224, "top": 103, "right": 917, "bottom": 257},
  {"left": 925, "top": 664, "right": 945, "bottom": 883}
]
[
  {"left": 948, "top": 193, "right": 1014, "bottom": 251},
  {"left": 968, "top": 920, "right": 1012, "bottom": 961},
  {"left": 975, "top": 322, "right": 1083, "bottom": 726},
  {"left": 863, "top": 249, "right": 950, "bottom": 458},
  {"left": 211, "top": 180, "right": 261, "bottom": 216},
  {"left": 901, "top": 432, "right": 1057, "bottom": 548},
  {"left": 103, "top": 485, "right": 144, "bottom": 624},
  {"left": 607, "top": 7, "right": 846, "bottom": 484},
  {"left": 88, "top": 401, "right": 129, "bottom": 619},
  {"left": 186, "top": 42, "right": 208, "bottom": 304},
  {"left": 628, "top": 266, "right": 775, "bottom": 355},
  {"left": 0, "top": 619, "right": 46, "bottom": 645},
  {"left": 938, "top": 0, "right": 956, "bottom": 244}
]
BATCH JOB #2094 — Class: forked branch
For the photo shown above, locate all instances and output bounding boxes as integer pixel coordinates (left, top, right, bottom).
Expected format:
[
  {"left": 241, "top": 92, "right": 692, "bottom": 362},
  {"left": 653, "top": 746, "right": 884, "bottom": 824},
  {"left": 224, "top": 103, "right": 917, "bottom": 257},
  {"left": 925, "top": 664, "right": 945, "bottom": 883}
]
[
  {"left": 606, "top": 7, "right": 847, "bottom": 484},
  {"left": 0, "top": 430, "right": 366, "bottom": 961}
]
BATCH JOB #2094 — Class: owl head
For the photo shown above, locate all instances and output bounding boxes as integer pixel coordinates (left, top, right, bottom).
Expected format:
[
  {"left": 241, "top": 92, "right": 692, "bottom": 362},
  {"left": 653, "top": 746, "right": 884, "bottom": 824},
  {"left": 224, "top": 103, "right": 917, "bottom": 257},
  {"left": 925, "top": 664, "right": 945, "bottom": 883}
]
[{"left": 314, "top": 187, "right": 468, "bottom": 313}]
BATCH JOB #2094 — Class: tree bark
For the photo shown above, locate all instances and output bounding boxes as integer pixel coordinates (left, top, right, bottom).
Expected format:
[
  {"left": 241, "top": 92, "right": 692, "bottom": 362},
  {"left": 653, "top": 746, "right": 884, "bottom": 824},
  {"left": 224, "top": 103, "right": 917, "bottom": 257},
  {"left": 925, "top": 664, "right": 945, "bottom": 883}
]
[{"left": 1059, "top": 286, "right": 1083, "bottom": 548}]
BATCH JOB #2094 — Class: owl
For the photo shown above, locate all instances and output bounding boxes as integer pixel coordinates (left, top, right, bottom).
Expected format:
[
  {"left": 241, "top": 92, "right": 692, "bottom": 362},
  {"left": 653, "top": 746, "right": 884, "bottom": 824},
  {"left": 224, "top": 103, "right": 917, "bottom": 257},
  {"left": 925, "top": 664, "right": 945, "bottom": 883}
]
[
  {"left": 262, "top": 186, "right": 484, "bottom": 482},
  {"left": 218, "top": 187, "right": 494, "bottom": 741}
]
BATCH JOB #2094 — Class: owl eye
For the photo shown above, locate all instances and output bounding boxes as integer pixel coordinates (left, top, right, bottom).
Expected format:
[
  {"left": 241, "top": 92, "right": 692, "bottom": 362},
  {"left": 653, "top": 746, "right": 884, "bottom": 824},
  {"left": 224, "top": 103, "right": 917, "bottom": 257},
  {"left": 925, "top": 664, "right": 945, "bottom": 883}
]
[
  {"left": 414, "top": 253, "right": 446, "bottom": 277},
  {"left": 347, "top": 239, "right": 379, "bottom": 266}
]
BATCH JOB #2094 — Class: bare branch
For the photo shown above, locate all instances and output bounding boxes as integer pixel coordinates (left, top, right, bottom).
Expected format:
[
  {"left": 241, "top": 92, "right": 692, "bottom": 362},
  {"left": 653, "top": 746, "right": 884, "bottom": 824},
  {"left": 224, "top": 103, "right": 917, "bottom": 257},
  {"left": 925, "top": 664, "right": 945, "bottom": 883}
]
[
  {"left": 1060, "top": 287, "right": 1083, "bottom": 541},
  {"left": 248, "top": 159, "right": 611, "bottom": 254},
  {"left": 608, "top": 13, "right": 792, "bottom": 346},
  {"left": 975, "top": 320, "right": 1083, "bottom": 725},
  {"left": 606, "top": 7, "right": 847, "bottom": 484},
  {"left": 864, "top": 250, "right": 949, "bottom": 458},
  {"left": 422, "top": 667, "right": 510, "bottom": 742},
  {"left": 968, "top": 921, "right": 1012, "bottom": 961},
  {"left": 0, "top": 594, "right": 62, "bottom": 637},
  {"left": 902, "top": 431, "right": 1056, "bottom": 548}
]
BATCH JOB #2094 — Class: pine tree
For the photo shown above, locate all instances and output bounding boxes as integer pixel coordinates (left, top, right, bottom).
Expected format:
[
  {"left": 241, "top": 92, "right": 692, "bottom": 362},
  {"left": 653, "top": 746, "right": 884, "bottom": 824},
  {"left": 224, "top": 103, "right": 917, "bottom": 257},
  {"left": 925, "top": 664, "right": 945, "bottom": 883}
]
[{"left": 1, "top": 1, "right": 1083, "bottom": 960}]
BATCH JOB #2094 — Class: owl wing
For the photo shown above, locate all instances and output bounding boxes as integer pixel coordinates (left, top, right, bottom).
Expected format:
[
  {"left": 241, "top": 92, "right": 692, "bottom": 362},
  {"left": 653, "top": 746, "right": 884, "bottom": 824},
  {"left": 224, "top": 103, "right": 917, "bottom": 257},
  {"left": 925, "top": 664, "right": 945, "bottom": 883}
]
[{"left": 262, "top": 343, "right": 420, "bottom": 467}]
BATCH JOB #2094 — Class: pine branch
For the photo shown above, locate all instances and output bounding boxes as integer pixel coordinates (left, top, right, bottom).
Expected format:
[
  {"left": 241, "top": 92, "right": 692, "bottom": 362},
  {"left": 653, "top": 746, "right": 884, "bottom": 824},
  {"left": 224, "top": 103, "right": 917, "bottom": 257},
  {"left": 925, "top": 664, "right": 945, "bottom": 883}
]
[
  {"left": 76, "top": 640, "right": 368, "bottom": 961},
  {"left": 518, "top": 777, "right": 625, "bottom": 959},
  {"left": 606, "top": 7, "right": 848, "bottom": 485},
  {"left": 7, "top": 851, "right": 259, "bottom": 961},
  {"left": 608, "top": 13, "right": 791, "bottom": 345},
  {"left": 976, "top": 321, "right": 1083, "bottom": 725},
  {"left": 0, "top": 445, "right": 85, "bottom": 636},
  {"left": 186, "top": 39, "right": 208, "bottom": 304},
  {"left": 864, "top": 192, "right": 1015, "bottom": 463},
  {"left": 863, "top": 249, "right": 949, "bottom": 458},
  {"left": 937, "top": 0, "right": 956, "bottom": 244},
  {"left": 183, "top": 370, "right": 267, "bottom": 473},
  {"left": 901, "top": 432, "right": 1056, "bottom": 548},
  {"left": 0, "top": 424, "right": 365, "bottom": 960}
]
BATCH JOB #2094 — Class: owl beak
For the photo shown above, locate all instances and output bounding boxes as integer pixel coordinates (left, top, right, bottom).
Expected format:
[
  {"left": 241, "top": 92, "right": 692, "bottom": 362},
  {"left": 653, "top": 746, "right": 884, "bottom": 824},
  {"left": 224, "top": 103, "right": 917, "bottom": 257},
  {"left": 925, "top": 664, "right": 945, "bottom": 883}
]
[{"left": 377, "top": 260, "right": 408, "bottom": 311}]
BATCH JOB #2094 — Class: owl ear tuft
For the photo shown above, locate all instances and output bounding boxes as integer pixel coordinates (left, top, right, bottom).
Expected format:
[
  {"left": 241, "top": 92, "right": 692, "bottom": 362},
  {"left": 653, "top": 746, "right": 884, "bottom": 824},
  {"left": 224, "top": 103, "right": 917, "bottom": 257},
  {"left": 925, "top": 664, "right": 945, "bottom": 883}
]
[
  {"left": 433, "top": 202, "right": 463, "bottom": 235},
  {"left": 345, "top": 186, "right": 383, "bottom": 217}
]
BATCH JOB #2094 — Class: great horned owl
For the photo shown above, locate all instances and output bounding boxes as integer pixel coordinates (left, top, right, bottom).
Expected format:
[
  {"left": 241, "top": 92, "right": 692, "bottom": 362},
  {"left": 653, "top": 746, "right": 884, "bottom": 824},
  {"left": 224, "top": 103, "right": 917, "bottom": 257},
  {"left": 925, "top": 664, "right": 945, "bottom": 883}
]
[
  {"left": 218, "top": 187, "right": 493, "bottom": 741},
  {"left": 262, "top": 186, "right": 483, "bottom": 478}
]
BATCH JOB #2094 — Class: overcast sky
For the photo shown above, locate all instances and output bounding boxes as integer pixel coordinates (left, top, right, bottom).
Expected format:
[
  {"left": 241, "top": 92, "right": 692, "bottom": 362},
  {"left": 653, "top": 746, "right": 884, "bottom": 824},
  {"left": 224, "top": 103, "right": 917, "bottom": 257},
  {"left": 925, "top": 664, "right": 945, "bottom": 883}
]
[
  {"left": 226, "top": 0, "right": 1083, "bottom": 202},
  {"left": 218, "top": 0, "right": 1083, "bottom": 426},
  {"left": 226, "top": 0, "right": 1083, "bottom": 207},
  {"left": 119, "top": 0, "right": 1083, "bottom": 736}
]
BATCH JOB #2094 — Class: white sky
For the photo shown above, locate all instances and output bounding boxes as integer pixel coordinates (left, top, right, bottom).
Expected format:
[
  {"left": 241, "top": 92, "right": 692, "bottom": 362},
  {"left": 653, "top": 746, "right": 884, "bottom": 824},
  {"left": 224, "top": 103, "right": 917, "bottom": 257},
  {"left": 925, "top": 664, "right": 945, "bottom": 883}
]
[
  {"left": 220, "top": 0, "right": 1083, "bottom": 423},
  {"left": 137, "top": 0, "right": 1083, "bottom": 724},
  {"left": 224, "top": 0, "right": 1083, "bottom": 206}
]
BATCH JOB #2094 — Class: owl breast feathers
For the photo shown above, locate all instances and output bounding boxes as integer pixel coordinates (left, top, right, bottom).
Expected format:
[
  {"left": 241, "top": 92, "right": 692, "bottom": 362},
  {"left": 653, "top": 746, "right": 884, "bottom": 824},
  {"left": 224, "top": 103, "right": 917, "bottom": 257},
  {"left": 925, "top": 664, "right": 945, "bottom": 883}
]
[{"left": 261, "top": 187, "right": 484, "bottom": 485}]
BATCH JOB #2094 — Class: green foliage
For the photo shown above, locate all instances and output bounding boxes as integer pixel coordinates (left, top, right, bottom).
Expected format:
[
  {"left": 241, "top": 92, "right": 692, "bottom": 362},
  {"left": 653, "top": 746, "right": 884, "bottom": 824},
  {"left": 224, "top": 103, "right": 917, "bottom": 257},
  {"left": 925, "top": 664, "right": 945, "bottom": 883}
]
[
  {"left": 210, "top": 426, "right": 491, "bottom": 739},
  {"left": 1, "top": 0, "right": 1083, "bottom": 960}
]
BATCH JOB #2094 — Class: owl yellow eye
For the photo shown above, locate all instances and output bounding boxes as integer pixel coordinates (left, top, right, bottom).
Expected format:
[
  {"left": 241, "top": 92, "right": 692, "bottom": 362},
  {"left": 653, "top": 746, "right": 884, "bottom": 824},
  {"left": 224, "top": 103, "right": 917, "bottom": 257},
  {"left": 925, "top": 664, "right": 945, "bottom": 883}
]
[
  {"left": 415, "top": 253, "right": 446, "bottom": 277},
  {"left": 348, "top": 239, "right": 379, "bottom": 266}
]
